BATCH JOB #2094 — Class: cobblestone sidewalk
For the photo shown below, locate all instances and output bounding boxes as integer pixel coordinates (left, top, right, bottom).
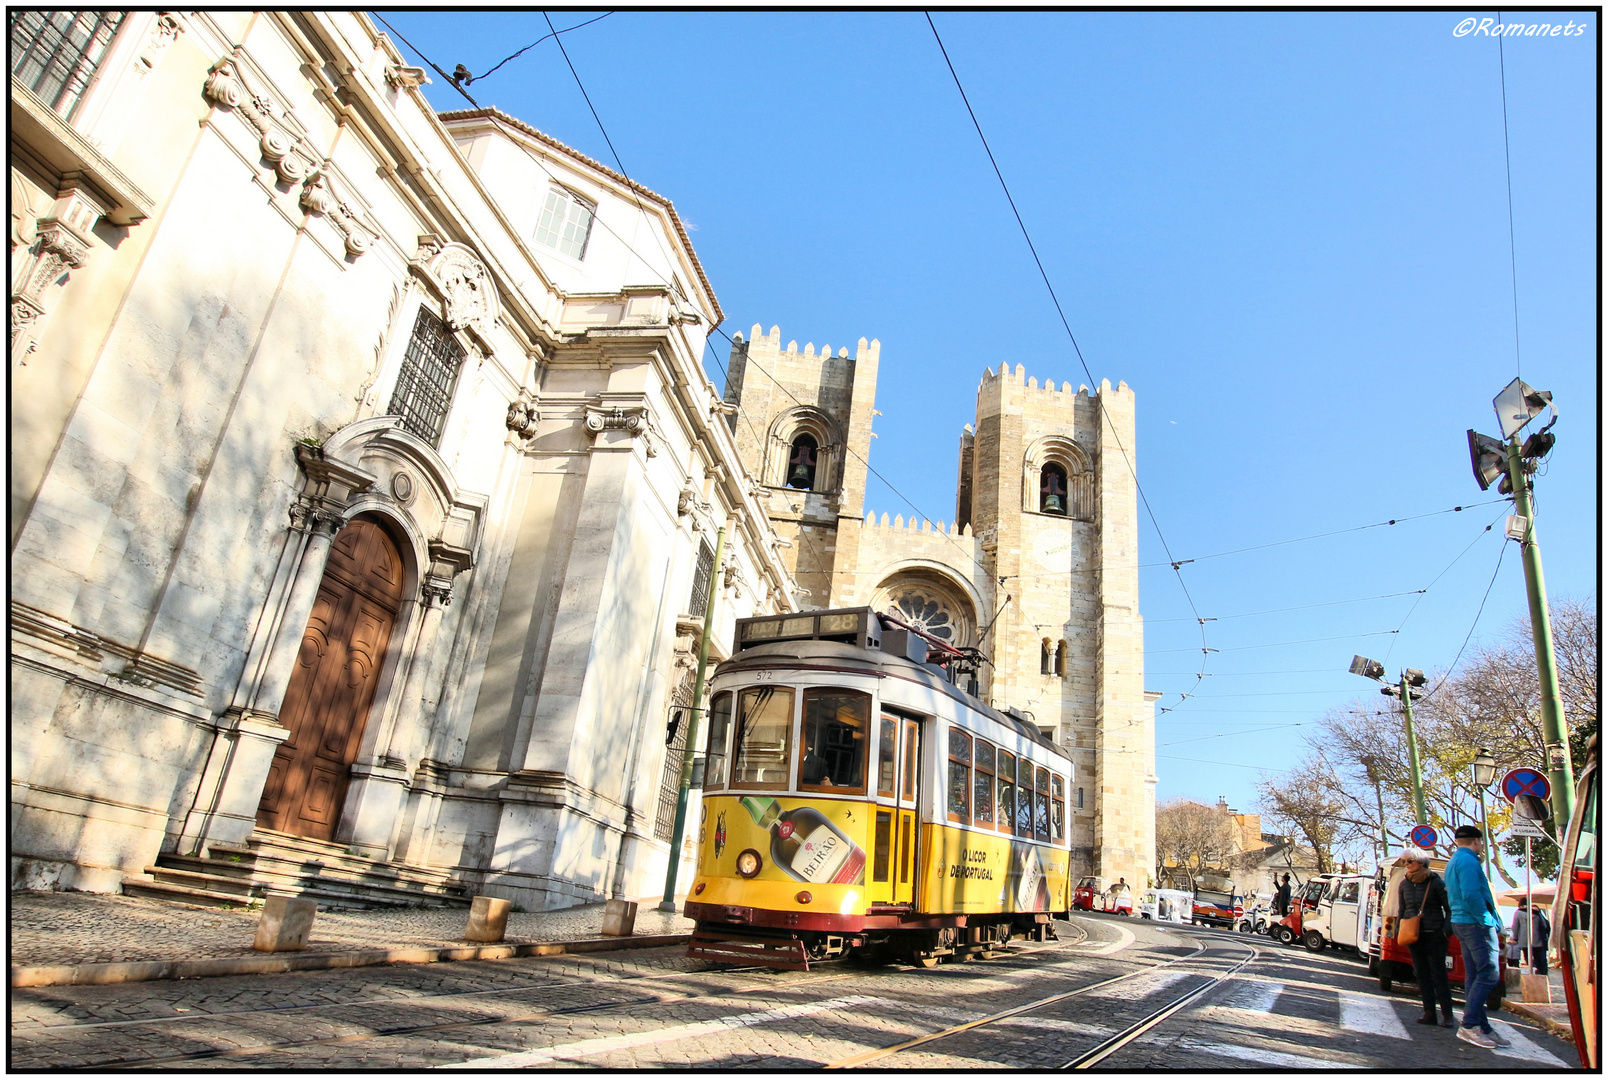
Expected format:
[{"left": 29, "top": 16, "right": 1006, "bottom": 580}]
[{"left": 8, "top": 891, "right": 695, "bottom": 968}]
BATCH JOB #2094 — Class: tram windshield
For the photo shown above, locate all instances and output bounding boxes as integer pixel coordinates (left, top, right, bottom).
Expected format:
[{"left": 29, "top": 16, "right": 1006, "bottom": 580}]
[
  {"left": 799, "top": 689, "right": 869, "bottom": 792},
  {"left": 705, "top": 691, "right": 733, "bottom": 790},
  {"left": 731, "top": 686, "right": 794, "bottom": 788}
]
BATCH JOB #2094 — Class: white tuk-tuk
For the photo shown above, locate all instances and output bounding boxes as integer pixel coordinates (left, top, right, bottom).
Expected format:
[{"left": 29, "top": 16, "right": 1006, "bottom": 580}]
[
  {"left": 1300, "top": 872, "right": 1373, "bottom": 953},
  {"left": 1138, "top": 887, "right": 1192, "bottom": 924}
]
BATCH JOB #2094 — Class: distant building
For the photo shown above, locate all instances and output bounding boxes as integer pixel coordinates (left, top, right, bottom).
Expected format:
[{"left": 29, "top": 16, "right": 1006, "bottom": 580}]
[{"left": 723, "top": 333, "right": 1157, "bottom": 884}]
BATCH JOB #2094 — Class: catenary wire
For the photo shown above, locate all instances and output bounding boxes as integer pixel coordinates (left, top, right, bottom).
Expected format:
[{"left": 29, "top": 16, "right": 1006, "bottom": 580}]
[
  {"left": 1145, "top": 588, "right": 1425, "bottom": 624},
  {"left": 466, "top": 11, "right": 612, "bottom": 86},
  {"left": 1136, "top": 499, "right": 1505, "bottom": 568},
  {"left": 922, "top": 11, "right": 1211, "bottom": 714},
  {"left": 1416, "top": 538, "right": 1512, "bottom": 705},
  {"left": 1496, "top": 9, "right": 1522, "bottom": 381},
  {"left": 371, "top": 12, "right": 479, "bottom": 107},
  {"left": 1381, "top": 511, "right": 1503, "bottom": 666}
]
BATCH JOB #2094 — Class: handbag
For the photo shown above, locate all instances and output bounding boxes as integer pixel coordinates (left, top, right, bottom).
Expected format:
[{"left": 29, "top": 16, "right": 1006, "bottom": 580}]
[{"left": 1397, "top": 879, "right": 1431, "bottom": 945}]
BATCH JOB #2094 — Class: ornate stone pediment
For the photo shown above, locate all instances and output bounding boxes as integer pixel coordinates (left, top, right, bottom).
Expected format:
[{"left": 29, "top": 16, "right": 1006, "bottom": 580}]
[{"left": 411, "top": 240, "right": 498, "bottom": 346}]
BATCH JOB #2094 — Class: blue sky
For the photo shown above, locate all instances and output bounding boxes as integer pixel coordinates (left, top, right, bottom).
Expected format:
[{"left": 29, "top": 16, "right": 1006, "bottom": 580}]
[{"left": 381, "top": 9, "right": 1598, "bottom": 820}]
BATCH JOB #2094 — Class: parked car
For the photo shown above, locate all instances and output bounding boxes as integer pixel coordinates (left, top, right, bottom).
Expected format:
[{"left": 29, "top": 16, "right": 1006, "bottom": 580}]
[{"left": 1192, "top": 885, "right": 1243, "bottom": 929}]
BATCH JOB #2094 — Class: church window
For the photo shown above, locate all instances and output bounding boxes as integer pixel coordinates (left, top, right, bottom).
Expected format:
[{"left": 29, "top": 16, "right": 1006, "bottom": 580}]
[
  {"left": 388, "top": 306, "right": 465, "bottom": 447},
  {"left": 1040, "top": 639, "right": 1052, "bottom": 675},
  {"left": 1039, "top": 462, "right": 1069, "bottom": 515},
  {"left": 10, "top": 11, "right": 123, "bottom": 119},
  {"left": 786, "top": 434, "right": 818, "bottom": 490},
  {"left": 687, "top": 540, "right": 715, "bottom": 618},
  {"left": 1077, "top": 786, "right": 1085, "bottom": 809},
  {"left": 1054, "top": 640, "right": 1068, "bottom": 678},
  {"left": 534, "top": 185, "right": 595, "bottom": 260},
  {"left": 893, "top": 591, "right": 954, "bottom": 641}
]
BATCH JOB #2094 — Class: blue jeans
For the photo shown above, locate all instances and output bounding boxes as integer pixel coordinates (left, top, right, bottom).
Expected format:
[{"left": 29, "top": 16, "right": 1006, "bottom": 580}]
[{"left": 1451, "top": 922, "right": 1500, "bottom": 1030}]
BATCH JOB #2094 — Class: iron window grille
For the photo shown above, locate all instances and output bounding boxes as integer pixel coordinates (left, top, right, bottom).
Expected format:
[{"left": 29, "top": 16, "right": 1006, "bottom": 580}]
[
  {"left": 388, "top": 307, "right": 465, "bottom": 448},
  {"left": 653, "top": 668, "right": 696, "bottom": 842},
  {"left": 10, "top": 11, "right": 124, "bottom": 119},
  {"left": 686, "top": 540, "right": 714, "bottom": 619},
  {"left": 534, "top": 185, "right": 595, "bottom": 260}
]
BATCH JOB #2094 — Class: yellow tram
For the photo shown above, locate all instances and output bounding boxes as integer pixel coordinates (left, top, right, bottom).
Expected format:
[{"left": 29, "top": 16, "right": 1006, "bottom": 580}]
[{"left": 684, "top": 607, "right": 1074, "bottom": 969}]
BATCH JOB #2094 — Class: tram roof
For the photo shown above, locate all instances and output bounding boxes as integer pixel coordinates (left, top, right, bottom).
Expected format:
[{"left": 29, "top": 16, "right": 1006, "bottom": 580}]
[{"left": 714, "top": 639, "right": 1067, "bottom": 759}]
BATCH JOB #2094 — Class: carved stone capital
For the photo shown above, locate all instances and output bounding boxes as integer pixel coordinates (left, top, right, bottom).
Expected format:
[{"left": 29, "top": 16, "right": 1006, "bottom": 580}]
[
  {"left": 288, "top": 494, "right": 344, "bottom": 536},
  {"left": 420, "top": 579, "right": 454, "bottom": 609},
  {"left": 505, "top": 398, "right": 539, "bottom": 440},
  {"left": 384, "top": 63, "right": 430, "bottom": 89},
  {"left": 582, "top": 400, "right": 658, "bottom": 456}
]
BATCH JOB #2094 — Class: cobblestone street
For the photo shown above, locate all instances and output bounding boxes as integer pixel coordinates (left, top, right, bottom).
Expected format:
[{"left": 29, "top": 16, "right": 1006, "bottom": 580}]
[{"left": 9, "top": 912, "right": 1581, "bottom": 1070}]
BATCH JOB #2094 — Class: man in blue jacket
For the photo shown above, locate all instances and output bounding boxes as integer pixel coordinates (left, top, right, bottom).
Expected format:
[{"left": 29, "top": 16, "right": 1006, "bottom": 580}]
[{"left": 1444, "top": 824, "right": 1507, "bottom": 1048}]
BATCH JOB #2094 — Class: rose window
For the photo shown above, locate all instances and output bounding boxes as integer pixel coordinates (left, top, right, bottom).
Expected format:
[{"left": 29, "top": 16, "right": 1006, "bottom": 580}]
[{"left": 894, "top": 592, "right": 955, "bottom": 641}]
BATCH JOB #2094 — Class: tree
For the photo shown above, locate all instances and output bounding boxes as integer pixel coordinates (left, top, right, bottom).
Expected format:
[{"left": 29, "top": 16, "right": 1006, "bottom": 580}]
[
  {"left": 1155, "top": 798, "right": 1236, "bottom": 886},
  {"left": 1256, "top": 753, "right": 1357, "bottom": 874}
]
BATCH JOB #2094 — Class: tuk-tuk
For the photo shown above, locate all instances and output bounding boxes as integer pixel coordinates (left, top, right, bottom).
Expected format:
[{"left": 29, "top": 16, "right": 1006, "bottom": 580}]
[
  {"left": 1073, "top": 876, "right": 1101, "bottom": 911},
  {"left": 1272, "top": 875, "right": 1328, "bottom": 944},
  {"left": 1101, "top": 879, "right": 1134, "bottom": 915},
  {"left": 1138, "top": 887, "right": 1193, "bottom": 924},
  {"left": 1300, "top": 873, "right": 1373, "bottom": 952},
  {"left": 1550, "top": 736, "right": 1598, "bottom": 1069},
  {"left": 1369, "top": 853, "right": 1506, "bottom": 1008}
]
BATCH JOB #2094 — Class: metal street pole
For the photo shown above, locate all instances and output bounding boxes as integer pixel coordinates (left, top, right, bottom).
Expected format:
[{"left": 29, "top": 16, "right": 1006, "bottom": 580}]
[
  {"left": 1476, "top": 784, "right": 1493, "bottom": 879},
  {"left": 659, "top": 525, "right": 726, "bottom": 913},
  {"left": 1399, "top": 674, "right": 1429, "bottom": 826},
  {"left": 1505, "top": 438, "right": 1577, "bottom": 830}
]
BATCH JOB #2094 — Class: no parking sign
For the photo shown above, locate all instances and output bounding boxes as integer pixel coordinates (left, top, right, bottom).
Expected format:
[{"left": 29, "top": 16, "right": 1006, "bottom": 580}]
[
  {"left": 1410, "top": 824, "right": 1438, "bottom": 849},
  {"left": 1501, "top": 767, "right": 1550, "bottom": 804}
]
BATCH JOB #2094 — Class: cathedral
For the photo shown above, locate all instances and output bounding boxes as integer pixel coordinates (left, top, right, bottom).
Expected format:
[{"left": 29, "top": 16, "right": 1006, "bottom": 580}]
[
  {"left": 724, "top": 329, "right": 1157, "bottom": 884},
  {"left": 9, "top": 11, "right": 1154, "bottom": 911}
]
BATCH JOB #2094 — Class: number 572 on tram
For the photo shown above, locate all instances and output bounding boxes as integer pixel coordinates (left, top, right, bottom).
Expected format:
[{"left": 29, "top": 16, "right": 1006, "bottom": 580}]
[{"left": 683, "top": 607, "right": 1076, "bottom": 970}]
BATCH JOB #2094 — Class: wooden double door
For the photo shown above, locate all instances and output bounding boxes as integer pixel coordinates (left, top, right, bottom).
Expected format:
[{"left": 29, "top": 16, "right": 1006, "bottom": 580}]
[{"left": 256, "top": 516, "right": 404, "bottom": 840}]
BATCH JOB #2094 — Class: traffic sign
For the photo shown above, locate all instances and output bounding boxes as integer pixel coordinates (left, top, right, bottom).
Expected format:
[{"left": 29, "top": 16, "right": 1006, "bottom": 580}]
[
  {"left": 1510, "top": 820, "right": 1548, "bottom": 840},
  {"left": 1501, "top": 767, "right": 1550, "bottom": 804},
  {"left": 1410, "top": 824, "right": 1438, "bottom": 849}
]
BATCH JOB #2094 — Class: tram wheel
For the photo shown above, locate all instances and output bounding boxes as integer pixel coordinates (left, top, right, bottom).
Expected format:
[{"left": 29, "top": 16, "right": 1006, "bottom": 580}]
[{"left": 908, "top": 950, "right": 940, "bottom": 969}]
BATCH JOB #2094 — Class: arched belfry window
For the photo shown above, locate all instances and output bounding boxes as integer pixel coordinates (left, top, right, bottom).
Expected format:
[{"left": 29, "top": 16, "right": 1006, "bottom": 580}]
[
  {"left": 1040, "top": 639, "right": 1052, "bottom": 675},
  {"left": 1054, "top": 640, "right": 1068, "bottom": 678},
  {"left": 1040, "top": 463, "right": 1069, "bottom": 516},
  {"left": 787, "top": 434, "right": 819, "bottom": 490}
]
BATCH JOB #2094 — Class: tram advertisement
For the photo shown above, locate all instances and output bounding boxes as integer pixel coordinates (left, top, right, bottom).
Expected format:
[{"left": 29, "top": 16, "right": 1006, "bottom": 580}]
[
  {"left": 699, "top": 795, "right": 868, "bottom": 886},
  {"left": 929, "top": 827, "right": 1068, "bottom": 912}
]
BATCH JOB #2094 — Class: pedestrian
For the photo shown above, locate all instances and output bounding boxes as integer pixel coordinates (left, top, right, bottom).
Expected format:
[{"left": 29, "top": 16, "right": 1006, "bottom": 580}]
[
  {"left": 1397, "top": 849, "right": 1456, "bottom": 1028},
  {"left": 1510, "top": 898, "right": 1551, "bottom": 976},
  {"left": 1443, "top": 825, "right": 1508, "bottom": 1049},
  {"left": 1274, "top": 874, "right": 1292, "bottom": 917}
]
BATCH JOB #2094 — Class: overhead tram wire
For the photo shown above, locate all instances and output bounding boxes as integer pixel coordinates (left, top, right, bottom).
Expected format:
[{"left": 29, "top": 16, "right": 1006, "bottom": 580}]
[
  {"left": 1496, "top": 9, "right": 1523, "bottom": 381},
  {"left": 923, "top": 12, "right": 1210, "bottom": 714},
  {"left": 1136, "top": 499, "right": 1506, "bottom": 569},
  {"left": 1415, "top": 539, "right": 1511, "bottom": 706},
  {"left": 1145, "top": 588, "right": 1426, "bottom": 624},
  {"left": 463, "top": 12, "right": 613, "bottom": 87},
  {"left": 1381, "top": 509, "right": 1505, "bottom": 665}
]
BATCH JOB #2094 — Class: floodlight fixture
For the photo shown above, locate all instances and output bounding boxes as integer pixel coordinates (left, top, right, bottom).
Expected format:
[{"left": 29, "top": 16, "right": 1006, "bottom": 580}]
[
  {"left": 1505, "top": 515, "right": 1530, "bottom": 542},
  {"left": 1470, "top": 748, "right": 1498, "bottom": 788},
  {"left": 1467, "top": 429, "right": 1507, "bottom": 491},
  {"left": 1521, "top": 430, "right": 1556, "bottom": 461},
  {"left": 1404, "top": 669, "right": 1428, "bottom": 688},
  {"left": 1349, "top": 655, "right": 1386, "bottom": 681},
  {"left": 1493, "top": 378, "right": 1553, "bottom": 440}
]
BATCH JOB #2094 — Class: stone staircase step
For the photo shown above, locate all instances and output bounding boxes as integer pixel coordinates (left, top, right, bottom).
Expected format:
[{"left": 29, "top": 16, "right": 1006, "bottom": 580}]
[
  {"left": 141, "top": 865, "right": 260, "bottom": 897},
  {"left": 121, "top": 878, "right": 263, "bottom": 910}
]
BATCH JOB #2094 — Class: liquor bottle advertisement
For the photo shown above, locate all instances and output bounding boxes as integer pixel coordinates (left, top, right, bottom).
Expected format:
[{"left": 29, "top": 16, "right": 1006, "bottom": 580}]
[
  {"left": 931, "top": 827, "right": 1072, "bottom": 912},
  {"left": 699, "top": 794, "right": 868, "bottom": 886}
]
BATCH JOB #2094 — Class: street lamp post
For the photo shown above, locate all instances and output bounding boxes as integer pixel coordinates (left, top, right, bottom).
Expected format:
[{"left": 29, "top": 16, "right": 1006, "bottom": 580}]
[
  {"left": 1471, "top": 747, "right": 1498, "bottom": 878},
  {"left": 1468, "top": 379, "right": 1576, "bottom": 829},
  {"left": 1349, "top": 656, "right": 1429, "bottom": 826}
]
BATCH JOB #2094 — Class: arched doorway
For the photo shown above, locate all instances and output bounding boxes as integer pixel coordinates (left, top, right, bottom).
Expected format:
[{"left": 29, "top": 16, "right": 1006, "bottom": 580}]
[{"left": 256, "top": 515, "right": 405, "bottom": 840}]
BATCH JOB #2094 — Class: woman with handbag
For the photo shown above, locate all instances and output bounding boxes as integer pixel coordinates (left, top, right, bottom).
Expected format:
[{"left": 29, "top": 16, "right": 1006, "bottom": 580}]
[{"left": 1398, "top": 848, "right": 1456, "bottom": 1027}]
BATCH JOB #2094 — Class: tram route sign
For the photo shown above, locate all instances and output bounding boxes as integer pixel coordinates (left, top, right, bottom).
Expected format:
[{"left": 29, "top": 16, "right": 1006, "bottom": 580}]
[
  {"left": 1500, "top": 768, "right": 1550, "bottom": 805},
  {"left": 1410, "top": 824, "right": 1438, "bottom": 849}
]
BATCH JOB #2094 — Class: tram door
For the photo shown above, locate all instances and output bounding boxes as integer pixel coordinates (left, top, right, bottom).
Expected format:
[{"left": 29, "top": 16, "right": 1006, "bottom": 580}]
[{"left": 870, "top": 712, "right": 920, "bottom": 906}]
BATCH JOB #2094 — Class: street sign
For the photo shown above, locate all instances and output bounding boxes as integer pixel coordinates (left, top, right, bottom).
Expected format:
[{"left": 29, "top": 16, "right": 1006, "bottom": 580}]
[
  {"left": 1410, "top": 824, "right": 1438, "bottom": 849},
  {"left": 1510, "top": 820, "right": 1548, "bottom": 840},
  {"left": 1500, "top": 767, "right": 1550, "bottom": 805}
]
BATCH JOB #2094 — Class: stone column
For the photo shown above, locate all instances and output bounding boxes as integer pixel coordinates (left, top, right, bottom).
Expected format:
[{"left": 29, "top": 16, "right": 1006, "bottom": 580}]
[{"left": 254, "top": 501, "right": 343, "bottom": 718}]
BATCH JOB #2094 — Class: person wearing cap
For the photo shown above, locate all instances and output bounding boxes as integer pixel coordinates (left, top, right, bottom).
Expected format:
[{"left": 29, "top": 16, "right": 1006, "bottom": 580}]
[
  {"left": 1444, "top": 825, "right": 1508, "bottom": 1048},
  {"left": 1398, "top": 849, "right": 1456, "bottom": 1027}
]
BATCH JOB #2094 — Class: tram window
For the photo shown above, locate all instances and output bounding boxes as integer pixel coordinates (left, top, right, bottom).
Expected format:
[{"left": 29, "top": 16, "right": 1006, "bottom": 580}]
[
  {"left": 1015, "top": 763, "right": 1035, "bottom": 837},
  {"left": 1051, "top": 775, "right": 1065, "bottom": 842},
  {"left": 873, "top": 811, "right": 892, "bottom": 883},
  {"left": 877, "top": 716, "right": 898, "bottom": 799},
  {"left": 947, "top": 729, "right": 971, "bottom": 823},
  {"left": 901, "top": 718, "right": 919, "bottom": 801},
  {"left": 705, "top": 692, "right": 733, "bottom": 790},
  {"left": 1034, "top": 767, "right": 1052, "bottom": 840},
  {"left": 731, "top": 686, "right": 795, "bottom": 789},
  {"left": 973, "top": 740, "right": 995, "bottom": 826},
  {"left": 900, "top": 815, "right": 912, "bottom": 883},
  {"left": 997, "top": 752, "right": 1016, "bottom": 834},
  {"left": 799, "top": 689, "right": 869, "bottom": 792}
]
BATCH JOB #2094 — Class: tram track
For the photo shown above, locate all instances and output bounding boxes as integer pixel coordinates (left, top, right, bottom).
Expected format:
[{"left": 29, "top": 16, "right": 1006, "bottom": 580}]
[
  {"left": 43, "top": 934, "right": 1078, "bottom": 1069},
  {"left": 824, "top": 927, "right": 1259, "bottom": 1070}
]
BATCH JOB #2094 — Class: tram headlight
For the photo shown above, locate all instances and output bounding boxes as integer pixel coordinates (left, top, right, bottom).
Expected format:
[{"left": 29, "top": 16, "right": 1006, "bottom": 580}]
[{"left": 736, "top": 849, "right": 763, "bottom": 878}]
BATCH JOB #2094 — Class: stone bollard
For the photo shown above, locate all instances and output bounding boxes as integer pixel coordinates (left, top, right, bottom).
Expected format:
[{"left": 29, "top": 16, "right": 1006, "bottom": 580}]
[
  {"left": 465, "top": 896, "right": 512, "bottom": 943},
  {"left": 253, "top": 896, "right": 318, "bottom": 952},
  {"left": 602, "top": 898, "right": 638, "bottom": 937},
  {"left": 1503, "top": 965, "right": 1523, "bottom": 993},
  {"left": 1519, "top": 972, "right": 1552, "bottom": 1003}
]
